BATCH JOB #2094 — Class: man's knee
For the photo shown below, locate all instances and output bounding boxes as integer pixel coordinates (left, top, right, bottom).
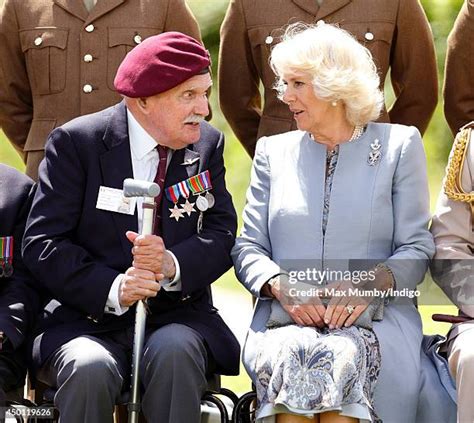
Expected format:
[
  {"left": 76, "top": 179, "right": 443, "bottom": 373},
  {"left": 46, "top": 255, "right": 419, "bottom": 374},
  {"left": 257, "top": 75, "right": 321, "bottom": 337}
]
[
  {"left": 55, "top": 338, "right": 123, "bottom": 389},
  {"left": 146, "top": 324, "right": 206, "bottom": 359},
  {"left": 143, "top": 324, "right": 207, "bottom": 373}
]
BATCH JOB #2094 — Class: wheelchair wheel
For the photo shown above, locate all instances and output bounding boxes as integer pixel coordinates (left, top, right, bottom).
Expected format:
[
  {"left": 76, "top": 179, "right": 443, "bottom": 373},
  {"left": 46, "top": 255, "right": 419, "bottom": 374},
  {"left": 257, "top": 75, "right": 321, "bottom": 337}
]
[
  {"left": 202, "top": 392, "right": 230, "bottom": 423},
  {"left": 219, "top": 387, "right": 239, "bottom": 406},
  {"left": 232, "top": 391, "right": 256, "bottom": 423}
]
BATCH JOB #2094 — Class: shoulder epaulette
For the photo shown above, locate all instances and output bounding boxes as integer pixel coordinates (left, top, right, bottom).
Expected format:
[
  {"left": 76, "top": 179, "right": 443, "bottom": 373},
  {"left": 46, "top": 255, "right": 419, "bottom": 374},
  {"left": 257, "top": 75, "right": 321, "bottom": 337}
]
[{"left": 444, "top": 127, "right": 474, "bottom": 230}]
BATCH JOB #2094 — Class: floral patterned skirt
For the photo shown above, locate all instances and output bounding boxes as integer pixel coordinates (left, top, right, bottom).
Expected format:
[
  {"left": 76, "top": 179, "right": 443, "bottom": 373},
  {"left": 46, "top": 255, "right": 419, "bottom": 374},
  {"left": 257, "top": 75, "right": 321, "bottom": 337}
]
[{"left": 254, "top": 325, "right": 381, "bottom": 422}]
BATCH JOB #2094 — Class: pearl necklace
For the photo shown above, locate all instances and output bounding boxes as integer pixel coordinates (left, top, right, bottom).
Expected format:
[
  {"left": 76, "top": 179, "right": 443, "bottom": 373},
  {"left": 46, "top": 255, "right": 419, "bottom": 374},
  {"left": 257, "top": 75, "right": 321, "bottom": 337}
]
[{"left": 349, "top": 125, "right": 365, "bottom": 142}]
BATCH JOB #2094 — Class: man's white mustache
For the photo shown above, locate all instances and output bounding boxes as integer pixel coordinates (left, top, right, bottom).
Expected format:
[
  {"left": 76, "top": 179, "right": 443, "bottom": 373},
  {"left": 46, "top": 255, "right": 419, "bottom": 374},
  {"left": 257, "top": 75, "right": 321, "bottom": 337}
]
[{"left": 184, "top": 115, "right": 205, "bottom": 124}]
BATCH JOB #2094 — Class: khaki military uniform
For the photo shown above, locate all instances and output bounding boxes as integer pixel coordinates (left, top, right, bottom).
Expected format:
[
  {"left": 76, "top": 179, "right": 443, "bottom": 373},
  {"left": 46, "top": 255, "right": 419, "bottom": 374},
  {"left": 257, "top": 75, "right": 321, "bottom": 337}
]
[
  {"left": 431, "top": 123, "right": 474, "bottom": 423},
  {"left": 444, "top": 0, "right": 474, "bottom": 136},
  {"left": 0, "top": 0, "right": 200, "bottom": 180},
  {"left": 218, "top": 0, "right": 438, "bottom": 157}
]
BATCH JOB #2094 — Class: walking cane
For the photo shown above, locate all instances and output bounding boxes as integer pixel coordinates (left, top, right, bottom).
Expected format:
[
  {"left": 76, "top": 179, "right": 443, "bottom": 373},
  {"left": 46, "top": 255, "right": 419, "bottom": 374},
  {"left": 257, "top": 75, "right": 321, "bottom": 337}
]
[{"left": 123, "top": 178, "right": 161, "bottom": 423}]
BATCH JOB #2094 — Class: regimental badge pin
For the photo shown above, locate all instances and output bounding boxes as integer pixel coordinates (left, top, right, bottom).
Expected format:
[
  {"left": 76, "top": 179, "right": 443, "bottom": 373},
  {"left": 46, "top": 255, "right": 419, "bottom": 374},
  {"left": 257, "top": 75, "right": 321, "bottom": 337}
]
[
  {"left": 181, "top": 157, "right": 200, "bottom": 166},
  {"left": 368, "top": 139, "right": 382, "bottom": 166}
]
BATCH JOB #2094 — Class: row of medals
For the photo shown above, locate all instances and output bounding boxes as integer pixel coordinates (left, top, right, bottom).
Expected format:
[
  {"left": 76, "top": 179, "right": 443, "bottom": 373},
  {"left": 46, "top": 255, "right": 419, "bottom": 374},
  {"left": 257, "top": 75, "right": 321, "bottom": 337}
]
[{"left": 169, "top": 190, "right": 215, "bottom": 222}]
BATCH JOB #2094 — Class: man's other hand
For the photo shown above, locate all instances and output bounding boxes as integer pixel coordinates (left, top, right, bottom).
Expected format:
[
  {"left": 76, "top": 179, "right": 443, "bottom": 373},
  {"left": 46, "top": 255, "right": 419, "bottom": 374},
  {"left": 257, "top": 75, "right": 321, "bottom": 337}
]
[
  {"left": 126, "top": 231, "right": 176, "bottom": 281},
  {"left": 119, "top": 267, "right": 161, "bottom": 307}
]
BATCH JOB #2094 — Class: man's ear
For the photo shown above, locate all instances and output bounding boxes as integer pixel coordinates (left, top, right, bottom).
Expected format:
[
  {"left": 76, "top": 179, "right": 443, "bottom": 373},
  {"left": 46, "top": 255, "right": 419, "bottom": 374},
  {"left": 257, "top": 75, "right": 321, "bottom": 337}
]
[{"left": 137, "top": 97, "right": 148, "bottom": 113}]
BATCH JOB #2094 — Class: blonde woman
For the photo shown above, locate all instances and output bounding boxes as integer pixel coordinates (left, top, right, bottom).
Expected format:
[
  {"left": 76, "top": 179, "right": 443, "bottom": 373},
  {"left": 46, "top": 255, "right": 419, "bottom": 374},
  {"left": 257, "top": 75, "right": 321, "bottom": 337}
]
[{"left": 232, "top": 23, "right": 437, "bottom": 423}]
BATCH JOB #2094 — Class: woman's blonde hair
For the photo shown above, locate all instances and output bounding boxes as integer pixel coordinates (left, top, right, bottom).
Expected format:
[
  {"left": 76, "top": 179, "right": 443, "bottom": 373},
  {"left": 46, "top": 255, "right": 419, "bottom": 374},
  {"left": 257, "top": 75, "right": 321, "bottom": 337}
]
[{"left": 270, "top": 22, "right": 384, "bottom": 126}]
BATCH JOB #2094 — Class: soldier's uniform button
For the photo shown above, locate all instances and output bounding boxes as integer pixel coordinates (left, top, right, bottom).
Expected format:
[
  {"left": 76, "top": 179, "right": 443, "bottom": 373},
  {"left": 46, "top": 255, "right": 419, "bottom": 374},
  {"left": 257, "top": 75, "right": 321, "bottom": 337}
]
[
  {"left": 365, "top": 32, "right": 374, "bottom": 41},
  {"left": 83, "top": 84, "right": 93, "bottom": 93},
  {"left": 134, "top": 34, "right": 142, "bottom": 44},
  {"left": 85, "top": 24, "right": 95, "bottom": 33},
  {"left": 316, "top": 19, "right": 325, "bottom": 26},
  {"left": 265, "top": 35, "right": 273, "bottom": 45},
  {"left": 83, "top": 54, "right": 93, "bottom": 62},
  {"left": 34, "top": 37, "right": 43, "bottom": 46}
]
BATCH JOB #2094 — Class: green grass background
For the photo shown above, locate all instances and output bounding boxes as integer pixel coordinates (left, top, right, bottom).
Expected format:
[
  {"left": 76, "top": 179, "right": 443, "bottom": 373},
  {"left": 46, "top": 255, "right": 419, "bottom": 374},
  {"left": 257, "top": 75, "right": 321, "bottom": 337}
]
[{"left": 0, "top": 0, "right": 464, "bottom": 393}]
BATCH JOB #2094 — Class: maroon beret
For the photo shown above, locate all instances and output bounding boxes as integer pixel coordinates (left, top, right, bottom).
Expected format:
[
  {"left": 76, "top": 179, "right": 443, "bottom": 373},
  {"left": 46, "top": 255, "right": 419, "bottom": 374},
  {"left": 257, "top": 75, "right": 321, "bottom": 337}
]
[{"left": 114, "top": 31, "right": 210, "bottom": 98}]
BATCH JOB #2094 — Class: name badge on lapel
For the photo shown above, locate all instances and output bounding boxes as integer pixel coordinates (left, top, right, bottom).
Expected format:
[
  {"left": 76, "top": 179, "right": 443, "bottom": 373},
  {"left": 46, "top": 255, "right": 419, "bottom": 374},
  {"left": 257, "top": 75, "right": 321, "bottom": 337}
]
[{"left": 96, "top": 186, "right": 136, "bottom": 215}]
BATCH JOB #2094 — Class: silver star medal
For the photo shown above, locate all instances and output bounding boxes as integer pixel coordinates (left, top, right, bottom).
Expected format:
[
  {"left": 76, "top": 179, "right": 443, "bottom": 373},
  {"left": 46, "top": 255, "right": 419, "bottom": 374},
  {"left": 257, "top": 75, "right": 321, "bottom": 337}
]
[
  {"left": 368, "top": 139, "right": 382, "bottom": 166},
  {"left": 169, "top": 204, "right": 184, "bottom": 221},
  {"left": 181, "top": 199, "right": 197, "bottom": 216}
]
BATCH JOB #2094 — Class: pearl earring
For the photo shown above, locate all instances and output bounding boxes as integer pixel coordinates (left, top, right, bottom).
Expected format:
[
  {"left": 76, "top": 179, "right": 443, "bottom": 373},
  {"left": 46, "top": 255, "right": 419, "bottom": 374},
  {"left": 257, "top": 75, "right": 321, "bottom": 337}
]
[{"left": 331, "top": 100, "right": 338, "bottom": 107}]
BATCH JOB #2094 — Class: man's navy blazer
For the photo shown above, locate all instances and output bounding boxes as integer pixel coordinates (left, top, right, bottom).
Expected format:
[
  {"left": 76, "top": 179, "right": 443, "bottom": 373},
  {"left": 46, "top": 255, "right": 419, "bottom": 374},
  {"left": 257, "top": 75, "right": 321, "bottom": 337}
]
[
  {"left": 0, "top": 164, "right": 40, "bottom": 350},
  {"left": 23, "top": 101, "right": 240, "bottom": 375}
]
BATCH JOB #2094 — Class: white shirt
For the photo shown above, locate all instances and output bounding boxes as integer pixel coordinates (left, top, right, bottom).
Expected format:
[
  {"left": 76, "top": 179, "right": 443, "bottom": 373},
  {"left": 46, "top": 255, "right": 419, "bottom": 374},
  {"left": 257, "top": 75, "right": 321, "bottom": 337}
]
[{"left": 104, "top": 109, "right": 181, "bottom": 316}]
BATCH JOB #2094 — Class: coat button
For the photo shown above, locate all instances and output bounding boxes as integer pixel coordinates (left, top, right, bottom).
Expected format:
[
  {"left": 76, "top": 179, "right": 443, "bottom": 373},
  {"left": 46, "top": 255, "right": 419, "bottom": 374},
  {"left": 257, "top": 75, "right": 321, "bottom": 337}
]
[
  {"left": 365, "top": 31, "right": 374, "bottom": 41},
  {"left": 134, "top": 34, "right": 142, "bottom": 44},
  {"left": 34, "top": 37, "right": 43, "bottom": 46},
  {"left": 265, "top": 35, "right": 273, "bottom": 45},
  {"left": 85, "top": 24, "right": 95, "bottom": 33},
  {"left": 83, "top": 84, "right": 93, "bottom": 93},
  {"left": 83, "top": 54, "right": 93, "bottom": 62},
  {"left": 316, "top": 19, "right": 325, "bottom": 26}
]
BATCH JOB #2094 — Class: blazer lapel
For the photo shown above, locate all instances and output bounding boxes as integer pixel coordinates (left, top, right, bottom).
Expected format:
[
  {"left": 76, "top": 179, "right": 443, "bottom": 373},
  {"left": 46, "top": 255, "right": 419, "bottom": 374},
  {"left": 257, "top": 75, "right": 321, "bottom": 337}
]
[
  {"left": 53, "top": 0, "right": 88, "bottom": 21},
  {"left": 316, "top": 0, "right": 352, "bottom": 20},
  {"left": 86, "top": 0, "right": 127, "bottom": 24},
  {"left": 99, "top": 101, "right": 137, "bottom": 260}
]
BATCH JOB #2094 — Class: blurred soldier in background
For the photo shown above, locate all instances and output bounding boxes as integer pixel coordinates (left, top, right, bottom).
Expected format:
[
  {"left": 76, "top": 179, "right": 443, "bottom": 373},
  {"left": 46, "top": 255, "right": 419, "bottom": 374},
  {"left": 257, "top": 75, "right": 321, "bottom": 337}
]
[
  {"left": 444, "top": 0, "right": 474, "bottom": 136},
  {"left": 0, "top": 0, "right": 200, "bottom": 180},
  {"left": 219, "top": 0, "right": 438, "bottom": 157}
]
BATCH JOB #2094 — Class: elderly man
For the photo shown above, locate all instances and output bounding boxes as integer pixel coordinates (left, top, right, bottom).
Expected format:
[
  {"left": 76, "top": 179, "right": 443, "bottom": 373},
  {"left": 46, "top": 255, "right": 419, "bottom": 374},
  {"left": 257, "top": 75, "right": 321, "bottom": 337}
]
[
  {"left": 0, "top": 0, "right": 200, "bottom": 180},
  {"left": 219, "top": 0, "right": 438, "bottom": 157},
  {"left": 431, "top": 122, "right": 474, "bottom": 423},
  {"left": 22, "top": 32, "right": 239, "bottom": 423},
  {"left": 444, "top": 0, "right": 474, "bottom": 135},
  {"left": 0, "top": 164, "right": 40, "bottom": 405}
]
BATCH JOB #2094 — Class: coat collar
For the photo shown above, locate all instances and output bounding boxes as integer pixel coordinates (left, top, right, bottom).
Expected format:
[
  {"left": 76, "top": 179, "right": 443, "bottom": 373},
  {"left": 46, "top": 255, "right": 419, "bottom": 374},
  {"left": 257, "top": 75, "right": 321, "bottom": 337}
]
[
  {"left": 291, "top": 0, "right": 352, "bottom": 20},
  {"left": 86, "top": 0, "right": 126, "bottom": 25},
  {"left": 53, "top": 0, "right": 126, "bottom": 23}
]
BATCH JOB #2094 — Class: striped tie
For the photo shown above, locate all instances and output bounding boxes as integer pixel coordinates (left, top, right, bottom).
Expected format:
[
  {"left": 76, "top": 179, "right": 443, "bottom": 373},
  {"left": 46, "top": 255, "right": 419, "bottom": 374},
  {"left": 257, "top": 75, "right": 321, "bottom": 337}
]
[{"left": 153, "top": 145, "right": 168, "bottom": 235}]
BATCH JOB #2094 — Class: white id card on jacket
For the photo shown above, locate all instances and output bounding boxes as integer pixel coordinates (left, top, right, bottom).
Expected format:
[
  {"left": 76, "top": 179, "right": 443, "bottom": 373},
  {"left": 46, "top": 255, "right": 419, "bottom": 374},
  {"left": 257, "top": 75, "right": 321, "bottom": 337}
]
[{"left": 96, "top": 186, "right": 136, "bottom": 215}]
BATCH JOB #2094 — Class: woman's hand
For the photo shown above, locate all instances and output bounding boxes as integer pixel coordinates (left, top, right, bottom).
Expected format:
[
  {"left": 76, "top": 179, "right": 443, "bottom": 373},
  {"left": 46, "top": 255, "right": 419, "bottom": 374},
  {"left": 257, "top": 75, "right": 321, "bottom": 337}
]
[
  {"left": 323, "top": 265, "right": 394, "bottom": 329},
  {"left": 270, "top": 276, "right": 327, "bottom": 328},
  {"left": 322, "top": 280, "right": 370, "bottom": 329}
]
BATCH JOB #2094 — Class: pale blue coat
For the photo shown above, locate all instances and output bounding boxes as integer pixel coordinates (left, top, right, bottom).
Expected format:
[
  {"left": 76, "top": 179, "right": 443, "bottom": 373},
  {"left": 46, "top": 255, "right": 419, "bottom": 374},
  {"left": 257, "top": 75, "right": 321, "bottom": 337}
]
[{"left": 232, "top": 123, "right": 455, "bottom": 422}]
